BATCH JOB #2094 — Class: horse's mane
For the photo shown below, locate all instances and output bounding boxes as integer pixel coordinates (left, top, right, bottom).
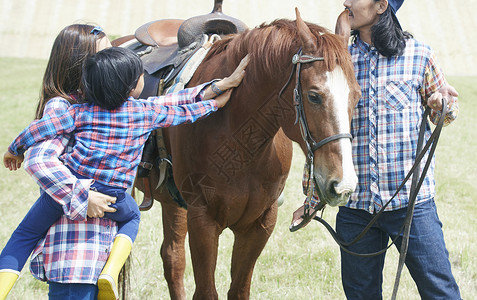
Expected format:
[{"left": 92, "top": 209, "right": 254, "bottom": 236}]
[{"left": 205, "top": 19, "right": 355, "bottom": 84}]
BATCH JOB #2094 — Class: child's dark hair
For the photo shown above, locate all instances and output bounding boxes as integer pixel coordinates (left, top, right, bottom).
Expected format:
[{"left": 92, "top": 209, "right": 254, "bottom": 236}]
[{"left": 82, "top": 47, "right": 143, "bottom": 110}]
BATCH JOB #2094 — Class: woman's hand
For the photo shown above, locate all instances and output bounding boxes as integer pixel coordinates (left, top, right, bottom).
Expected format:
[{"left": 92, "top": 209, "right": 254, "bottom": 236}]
[
  {"left": 87, "top": 190, "right": 117, "bottom": 218},
  {"left": 3, "top": 151, "right": 24, "bottom": 171}
]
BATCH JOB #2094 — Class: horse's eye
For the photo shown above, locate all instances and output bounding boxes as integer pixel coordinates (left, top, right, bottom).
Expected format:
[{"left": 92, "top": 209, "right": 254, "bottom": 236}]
[{"left": 307, "top": 91, "right": 322, "bottom": 105}]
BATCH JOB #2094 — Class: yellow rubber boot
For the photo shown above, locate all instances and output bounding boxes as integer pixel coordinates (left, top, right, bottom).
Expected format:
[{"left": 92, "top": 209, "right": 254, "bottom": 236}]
[
  {"left": 0, "top": 270, "right": 19, "bottom": 300},
  {"left": 97, "top": 235, "right": 132, "bottom": 300}
]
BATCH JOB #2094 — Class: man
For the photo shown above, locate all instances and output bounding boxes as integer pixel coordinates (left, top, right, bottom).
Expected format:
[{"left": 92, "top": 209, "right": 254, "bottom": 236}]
[{"left": 292, "top": 0, "right": 461, "bottom": 299}]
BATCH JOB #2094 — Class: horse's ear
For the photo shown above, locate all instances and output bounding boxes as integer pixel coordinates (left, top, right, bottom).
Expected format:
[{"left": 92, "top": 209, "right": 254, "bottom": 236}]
[
  {"left": 295, "top": 7, "right": 316, "bottom": 53},
  {"left": 335, "top": 9, "right": 351, "bottom": 48}
]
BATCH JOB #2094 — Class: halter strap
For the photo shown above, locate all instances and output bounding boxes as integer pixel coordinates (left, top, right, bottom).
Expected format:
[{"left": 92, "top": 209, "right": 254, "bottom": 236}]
[
  {"left": 292, "top": 53, "right": 325, "bottom": 65},
  {"left": 291, "top": 49, "right": 352, "bottom": 153},
  {"left": 311, "top": 133, "right": 352, "bottom": 152}
]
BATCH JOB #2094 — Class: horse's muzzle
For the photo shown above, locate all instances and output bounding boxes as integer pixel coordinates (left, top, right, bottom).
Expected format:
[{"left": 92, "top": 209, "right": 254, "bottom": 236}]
[{"left": 317, "top": 174, "right": 357, "bottom": 207}]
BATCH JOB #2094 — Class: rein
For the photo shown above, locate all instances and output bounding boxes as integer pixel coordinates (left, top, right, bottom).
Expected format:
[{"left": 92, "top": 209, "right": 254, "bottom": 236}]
[
  {"left": 311, "top": 98, "right": 448, "bottom": 299},
  {"left": 310, "top": 99, "right": 447, "bottom": 248},
  {"left": 281, "top": 47, "right": 448, "bottom": 297}
]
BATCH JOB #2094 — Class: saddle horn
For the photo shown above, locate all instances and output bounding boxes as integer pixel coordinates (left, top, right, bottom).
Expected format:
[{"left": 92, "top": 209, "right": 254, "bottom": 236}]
[
  {"left": 177, "top": 0, "right": 248, "bottom": 49},
  {"left": 213, "top": 0, "right": 223, "bottom": 12}
]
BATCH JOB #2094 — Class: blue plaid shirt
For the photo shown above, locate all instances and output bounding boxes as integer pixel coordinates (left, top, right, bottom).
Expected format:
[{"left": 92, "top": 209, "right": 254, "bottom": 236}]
[
  {"left": 9, "top": 83, "right": 217, "bottom": 190},
  {"left": 26, "top": 83, "right": 213, "bottom": 283},
  {"left": 348, "top": 37, "right": 457, "bottom": 213}
]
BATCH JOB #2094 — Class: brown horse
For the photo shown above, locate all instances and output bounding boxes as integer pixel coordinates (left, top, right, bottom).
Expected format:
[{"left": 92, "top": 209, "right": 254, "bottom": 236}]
[{"left": 134, "top": 8, "right": 360, "bottom": 300}]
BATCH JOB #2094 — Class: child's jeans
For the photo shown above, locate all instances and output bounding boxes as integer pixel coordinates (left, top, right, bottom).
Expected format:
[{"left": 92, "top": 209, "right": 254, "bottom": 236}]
[
  {"left": 0, "top": 173, "right": 140, "bottom": 272},
  {"left": 48, "top": 282, "right": 98, "bottom": 300}
]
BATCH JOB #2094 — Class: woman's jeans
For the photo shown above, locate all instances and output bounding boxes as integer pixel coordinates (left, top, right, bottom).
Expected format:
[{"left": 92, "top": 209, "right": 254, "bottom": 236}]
[
  {"left": 48, "top": 281, "right": 98, "bottom": 300},
  {"left": 336, "top": 199, "right": 461, "bottom": 300},
  {"left": 0, "top": 176, "right": 140, "bottom": 272}
]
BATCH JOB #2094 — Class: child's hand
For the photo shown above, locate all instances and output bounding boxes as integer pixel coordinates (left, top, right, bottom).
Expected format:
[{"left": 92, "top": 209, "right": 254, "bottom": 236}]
[
  {"left": 203, "top": 55, "right": 249, "bottom": 100},
  {"left": 215, "top": 89, "right": 233, "bottom": 108},
  {"left": 3, "top": 151, "right": 24, "bottom": 171},
  {"left": 219, "top": 54, "right": 249, "bottom": 89}
]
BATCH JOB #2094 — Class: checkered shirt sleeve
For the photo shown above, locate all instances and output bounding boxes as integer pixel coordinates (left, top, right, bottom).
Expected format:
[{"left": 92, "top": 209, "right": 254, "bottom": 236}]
[
  {"left": 8, "top": 82, "right": 218, "bottom": 189},
  {"left": 23, "top": 98, "right": 93, "bottom": 221}
]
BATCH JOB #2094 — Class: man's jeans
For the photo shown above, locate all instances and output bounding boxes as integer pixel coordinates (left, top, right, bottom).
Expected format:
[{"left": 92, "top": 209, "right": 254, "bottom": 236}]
[{"left": 336, "top": 199, "right": 461, "bottom": 300}]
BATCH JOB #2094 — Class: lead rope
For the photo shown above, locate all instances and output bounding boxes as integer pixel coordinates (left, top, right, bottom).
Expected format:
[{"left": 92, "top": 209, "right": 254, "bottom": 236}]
[
  {"left": 391, "top": 98, "right": 448, "bottom": 300},
  {"left": 311, "top": 97, "right": 448, "bottom": 256}
]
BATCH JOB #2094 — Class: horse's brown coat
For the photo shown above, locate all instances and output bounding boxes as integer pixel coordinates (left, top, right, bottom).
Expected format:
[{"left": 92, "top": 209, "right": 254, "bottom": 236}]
[{"left": 135, "top": 9, "right": 360, "bottom": 300}]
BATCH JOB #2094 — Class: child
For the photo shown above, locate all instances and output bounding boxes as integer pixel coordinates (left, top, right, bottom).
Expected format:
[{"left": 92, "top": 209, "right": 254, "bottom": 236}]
[{"left": 3, "top": 47, "right": 248, "bottom": 299}]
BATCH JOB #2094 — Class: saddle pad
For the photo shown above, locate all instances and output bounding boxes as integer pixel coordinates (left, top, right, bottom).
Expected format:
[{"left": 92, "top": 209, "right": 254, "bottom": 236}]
[{"left": 165, "top": 34, "right": 222, "bottom": 94}]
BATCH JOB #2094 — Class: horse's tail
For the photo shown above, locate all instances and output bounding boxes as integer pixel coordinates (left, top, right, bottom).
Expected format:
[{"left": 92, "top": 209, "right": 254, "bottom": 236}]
[{"left": 118, "top": 256, "right": 131, "bottom": 300}]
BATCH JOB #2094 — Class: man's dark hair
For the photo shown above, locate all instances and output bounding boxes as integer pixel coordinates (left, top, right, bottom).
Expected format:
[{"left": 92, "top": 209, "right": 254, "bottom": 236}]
[
  {"left": 352, "top": 6, "right": 413, "bottom": 57},
  {"left": 82, "top": 47, "right": 143, "bottom": 110}
]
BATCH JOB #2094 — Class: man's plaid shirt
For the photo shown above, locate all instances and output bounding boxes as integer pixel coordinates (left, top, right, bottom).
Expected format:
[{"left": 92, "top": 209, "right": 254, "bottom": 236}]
[{"left": 303, "top": 37, "right": 458, "bottom": 213}]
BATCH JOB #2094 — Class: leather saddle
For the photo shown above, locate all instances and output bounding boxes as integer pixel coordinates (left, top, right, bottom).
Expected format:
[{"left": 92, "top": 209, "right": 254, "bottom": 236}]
[{"left": 119, "top": 4, "right": 248, "bottom": 211}]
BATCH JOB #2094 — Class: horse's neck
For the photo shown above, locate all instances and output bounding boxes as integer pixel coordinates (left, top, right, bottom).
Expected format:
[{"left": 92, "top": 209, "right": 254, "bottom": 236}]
[{"left": 229, "top": 76, "right": 298, "bottom": 145}]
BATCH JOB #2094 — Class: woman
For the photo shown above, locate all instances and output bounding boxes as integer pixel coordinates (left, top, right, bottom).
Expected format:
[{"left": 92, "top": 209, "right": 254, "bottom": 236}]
[
  {"left": 4, "top": 46, "right": 247, "bottom": 299},
  {"left": 0, "top": 24, "right": 118, "bottom": 300}
]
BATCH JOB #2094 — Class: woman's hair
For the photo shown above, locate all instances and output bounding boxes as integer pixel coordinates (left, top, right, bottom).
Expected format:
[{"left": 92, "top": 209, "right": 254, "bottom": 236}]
[
  {"left": 35, "top": 24, "right": 107, "bottom": 119},
  {"left": 351, "top": 4, "right": 413, "bottom": 57},
  {"left": 81, "top": 47, "right": 143, "bottom": 110}
]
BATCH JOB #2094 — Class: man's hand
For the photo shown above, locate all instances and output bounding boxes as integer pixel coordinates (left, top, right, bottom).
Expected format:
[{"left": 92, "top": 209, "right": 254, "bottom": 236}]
[
  {"left": 3, "top": 151, "right": 24, "bottom": 171},
  {"left": 87, "top": 190, "right": 117, "bottom": 218},
  {"left": 428, "top": 84, "right": 459, "bottom": 111}
]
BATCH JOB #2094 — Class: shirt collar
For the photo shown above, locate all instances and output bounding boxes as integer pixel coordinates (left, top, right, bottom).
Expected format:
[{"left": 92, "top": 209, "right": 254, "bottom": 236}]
[{"left": 354, "top": 36, "right": 377, "bottom": 56}]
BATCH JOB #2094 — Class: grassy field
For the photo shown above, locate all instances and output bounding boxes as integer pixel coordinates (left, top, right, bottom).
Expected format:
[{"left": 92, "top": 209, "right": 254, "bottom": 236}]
[{"left": 1, "top": 57, "right": 476, "bottom": 299}]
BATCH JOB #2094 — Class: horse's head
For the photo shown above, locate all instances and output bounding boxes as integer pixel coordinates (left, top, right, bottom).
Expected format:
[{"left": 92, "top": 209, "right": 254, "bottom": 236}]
[
  {"left": 194, "top": 9, "right": 360, "bottom": 206},
  {"left": 293, "top": 8, "right": 361, "bottom": 206}
]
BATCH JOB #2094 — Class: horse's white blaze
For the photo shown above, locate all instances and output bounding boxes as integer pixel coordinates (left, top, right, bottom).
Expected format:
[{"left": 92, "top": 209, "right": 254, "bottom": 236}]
[{"left": 323, "top": 67, "right": 357, "bottom": 197}]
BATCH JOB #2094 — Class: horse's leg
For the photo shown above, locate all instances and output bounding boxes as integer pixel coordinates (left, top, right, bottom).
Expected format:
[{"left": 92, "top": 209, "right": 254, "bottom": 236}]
[
  {"left": 228, "top": 202, "right": 278, "bottom": 300},
  {"left": 228, "top": 205, "right": 278, "bottom": 299},
  {"left": 187, "top": 206, "right": 221, "bottom": 300},
  {"left": 160, "top": 200, "right": 188, "bottom": 300}
]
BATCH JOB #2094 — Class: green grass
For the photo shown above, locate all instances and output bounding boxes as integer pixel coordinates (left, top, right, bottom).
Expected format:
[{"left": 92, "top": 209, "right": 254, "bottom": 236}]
[{"left": 1, "top": 58, "right": 476, "bottom": 299}]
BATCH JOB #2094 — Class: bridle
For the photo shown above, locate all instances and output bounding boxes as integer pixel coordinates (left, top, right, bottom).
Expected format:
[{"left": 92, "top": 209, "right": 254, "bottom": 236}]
[
  {"left": 279, "top": 48, "right": 352, "bottom": 210},
  {"left": 283, "top": 49, "right": 352, "bottom": 155}
]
